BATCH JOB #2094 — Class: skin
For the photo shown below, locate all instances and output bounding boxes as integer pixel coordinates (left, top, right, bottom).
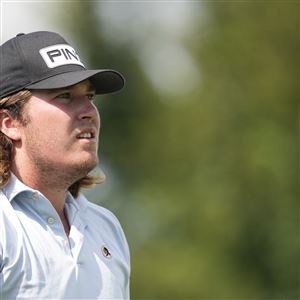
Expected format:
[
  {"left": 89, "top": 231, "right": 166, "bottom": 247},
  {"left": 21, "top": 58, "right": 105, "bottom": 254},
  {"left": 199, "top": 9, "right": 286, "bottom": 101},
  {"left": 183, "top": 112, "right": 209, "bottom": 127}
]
[{"left": 0, "top": 80, "right": 100, "bottom": 235}]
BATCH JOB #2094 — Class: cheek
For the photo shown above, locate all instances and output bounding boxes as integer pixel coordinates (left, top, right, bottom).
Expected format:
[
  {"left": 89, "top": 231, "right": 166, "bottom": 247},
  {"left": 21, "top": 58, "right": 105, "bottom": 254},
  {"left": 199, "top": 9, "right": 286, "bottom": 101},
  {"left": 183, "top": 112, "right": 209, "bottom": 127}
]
[{"left": 23, "top": 116, "right": 68, "bottom": 148}]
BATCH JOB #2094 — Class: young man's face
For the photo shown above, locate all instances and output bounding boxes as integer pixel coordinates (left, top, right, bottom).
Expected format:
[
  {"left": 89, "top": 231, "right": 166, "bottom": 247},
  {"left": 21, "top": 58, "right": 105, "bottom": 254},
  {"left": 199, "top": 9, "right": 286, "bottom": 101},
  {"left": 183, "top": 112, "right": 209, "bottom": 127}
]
[{"left": 18, "top": 80, "right": 100, "bottom": 181}]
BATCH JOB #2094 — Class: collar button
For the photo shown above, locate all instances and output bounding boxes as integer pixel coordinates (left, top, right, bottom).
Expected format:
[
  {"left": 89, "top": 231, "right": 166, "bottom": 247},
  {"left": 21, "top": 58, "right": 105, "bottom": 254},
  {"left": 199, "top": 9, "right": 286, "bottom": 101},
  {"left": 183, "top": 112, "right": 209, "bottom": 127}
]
[
  {"left": 47, "top": 217, "right": 55, "bottom": 225},
  {"left": 32, "top": 193, "right": 38, "bottom": 200}
]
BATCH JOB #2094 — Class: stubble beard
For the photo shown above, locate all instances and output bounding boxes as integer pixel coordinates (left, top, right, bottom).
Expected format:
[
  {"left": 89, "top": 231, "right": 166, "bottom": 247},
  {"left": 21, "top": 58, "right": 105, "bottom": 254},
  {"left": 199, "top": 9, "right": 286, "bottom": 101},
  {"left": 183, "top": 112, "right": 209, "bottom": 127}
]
[
  {"left": 24, "top": 131, "right": 99, "bottom": 192},
  {"left": 34, "top": 156, "right": 99, "bottom": 192}
]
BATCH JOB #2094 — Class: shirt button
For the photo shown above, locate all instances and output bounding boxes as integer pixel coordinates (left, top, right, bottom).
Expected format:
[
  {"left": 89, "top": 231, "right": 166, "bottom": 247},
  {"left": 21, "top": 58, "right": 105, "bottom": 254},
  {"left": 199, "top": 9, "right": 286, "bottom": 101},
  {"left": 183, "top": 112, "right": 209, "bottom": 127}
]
[
  {"left": 32, "top": 193, "right": 38, "bottom": 200},
  {"left": 47, "top": 217, "right": 55, "bottom": 225}
]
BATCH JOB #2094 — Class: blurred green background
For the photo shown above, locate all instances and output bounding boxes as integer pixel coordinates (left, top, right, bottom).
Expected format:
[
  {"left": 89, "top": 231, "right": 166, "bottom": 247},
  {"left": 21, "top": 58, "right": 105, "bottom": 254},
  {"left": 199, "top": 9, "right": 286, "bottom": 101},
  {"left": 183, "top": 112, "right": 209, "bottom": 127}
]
[{"left": 56, "top": 1, "right": 298, "bottom": 299}]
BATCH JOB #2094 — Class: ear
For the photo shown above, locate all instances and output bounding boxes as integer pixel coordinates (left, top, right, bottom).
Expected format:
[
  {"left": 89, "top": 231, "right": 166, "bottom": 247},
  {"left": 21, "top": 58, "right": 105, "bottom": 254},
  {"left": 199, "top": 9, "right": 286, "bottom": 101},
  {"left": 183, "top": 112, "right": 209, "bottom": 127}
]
[{"left": 0, "top": 110, "right": 22, "bottom": 141}]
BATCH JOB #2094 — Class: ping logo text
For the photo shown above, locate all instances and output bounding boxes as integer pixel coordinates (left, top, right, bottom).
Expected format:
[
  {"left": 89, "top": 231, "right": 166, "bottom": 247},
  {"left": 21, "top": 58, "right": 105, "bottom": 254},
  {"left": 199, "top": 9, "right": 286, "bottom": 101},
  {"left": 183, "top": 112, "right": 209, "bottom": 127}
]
[{"left": 39, "top": 44, "right": 85, "bottom": 68}]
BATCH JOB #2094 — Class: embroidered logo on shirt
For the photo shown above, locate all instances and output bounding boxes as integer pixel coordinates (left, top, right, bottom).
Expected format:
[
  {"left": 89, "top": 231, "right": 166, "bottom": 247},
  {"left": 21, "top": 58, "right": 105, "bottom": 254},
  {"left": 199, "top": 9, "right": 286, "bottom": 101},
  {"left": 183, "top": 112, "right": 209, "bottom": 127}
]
[{"left": 101, "top": 246, "right": 112, "bottom": 259}]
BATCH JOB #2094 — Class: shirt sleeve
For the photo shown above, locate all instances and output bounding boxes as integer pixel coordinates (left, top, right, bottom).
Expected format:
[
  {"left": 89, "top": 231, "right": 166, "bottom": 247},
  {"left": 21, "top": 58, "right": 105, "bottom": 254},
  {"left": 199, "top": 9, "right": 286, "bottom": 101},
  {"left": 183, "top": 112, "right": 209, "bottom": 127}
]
[{"left": 0, "top": 232, "right": 3, "bottom": 273}]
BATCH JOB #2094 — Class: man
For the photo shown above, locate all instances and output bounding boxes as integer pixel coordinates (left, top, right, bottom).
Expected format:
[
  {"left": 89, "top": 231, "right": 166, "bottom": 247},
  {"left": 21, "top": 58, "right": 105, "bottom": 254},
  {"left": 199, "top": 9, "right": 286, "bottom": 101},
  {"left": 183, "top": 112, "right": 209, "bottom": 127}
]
[{"left": 0, "top": 31, "right": 130, "bottom": 299}]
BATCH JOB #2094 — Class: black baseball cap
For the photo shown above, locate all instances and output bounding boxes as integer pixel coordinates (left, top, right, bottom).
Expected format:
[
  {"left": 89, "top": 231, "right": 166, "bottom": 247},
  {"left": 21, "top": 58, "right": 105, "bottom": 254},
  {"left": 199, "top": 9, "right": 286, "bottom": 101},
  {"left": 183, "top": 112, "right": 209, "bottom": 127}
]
[{"left": 0, "top": 31, "right": 125, "bottom": 98}]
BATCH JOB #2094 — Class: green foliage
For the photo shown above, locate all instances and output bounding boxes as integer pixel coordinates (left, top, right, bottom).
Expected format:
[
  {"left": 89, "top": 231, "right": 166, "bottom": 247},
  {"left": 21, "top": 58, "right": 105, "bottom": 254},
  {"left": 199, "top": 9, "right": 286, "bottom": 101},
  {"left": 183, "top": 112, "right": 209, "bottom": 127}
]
[{"left": 58, "top": 1, "right": 299, "bottom": 298}]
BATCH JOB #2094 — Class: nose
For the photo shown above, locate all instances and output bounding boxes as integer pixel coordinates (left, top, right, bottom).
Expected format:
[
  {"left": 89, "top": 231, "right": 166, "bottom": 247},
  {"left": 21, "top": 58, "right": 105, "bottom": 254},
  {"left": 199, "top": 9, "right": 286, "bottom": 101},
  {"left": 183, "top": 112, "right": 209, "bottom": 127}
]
[{"left": 77, "top": 98, "right": 100, "bottom": 124}]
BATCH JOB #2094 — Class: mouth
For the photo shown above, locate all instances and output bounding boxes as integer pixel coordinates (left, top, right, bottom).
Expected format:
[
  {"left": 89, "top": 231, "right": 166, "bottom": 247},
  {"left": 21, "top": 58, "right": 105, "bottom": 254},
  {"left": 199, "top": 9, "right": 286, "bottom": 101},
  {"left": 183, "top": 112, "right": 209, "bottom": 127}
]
[
  {"left": 76, "top": 129, "right": 97, "bottom": 142},
  {"left": 77, "top": 132, "right": 94, "bottom": 139}
]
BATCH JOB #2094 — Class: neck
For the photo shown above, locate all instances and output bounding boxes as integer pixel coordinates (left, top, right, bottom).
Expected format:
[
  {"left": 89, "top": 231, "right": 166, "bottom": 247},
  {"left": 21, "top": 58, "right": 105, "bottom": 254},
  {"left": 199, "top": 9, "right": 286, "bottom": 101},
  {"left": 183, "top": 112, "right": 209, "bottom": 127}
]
[
  {"left": 11, "top": 152, "right": 76, "bottom": 215},
  {"left": 13, "top": 167, "right": 69, "bottom": 214},
  {"left": 12, "top": 148, "right": 88, "bottom": 217}
]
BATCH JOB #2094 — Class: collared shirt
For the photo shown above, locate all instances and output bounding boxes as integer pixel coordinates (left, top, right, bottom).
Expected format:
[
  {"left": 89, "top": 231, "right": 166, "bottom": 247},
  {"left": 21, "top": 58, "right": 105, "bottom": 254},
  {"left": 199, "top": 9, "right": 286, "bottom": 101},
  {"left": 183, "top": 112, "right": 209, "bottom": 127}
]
[{"left": 0, "top": 175, "right": 130, "bottom": 299}]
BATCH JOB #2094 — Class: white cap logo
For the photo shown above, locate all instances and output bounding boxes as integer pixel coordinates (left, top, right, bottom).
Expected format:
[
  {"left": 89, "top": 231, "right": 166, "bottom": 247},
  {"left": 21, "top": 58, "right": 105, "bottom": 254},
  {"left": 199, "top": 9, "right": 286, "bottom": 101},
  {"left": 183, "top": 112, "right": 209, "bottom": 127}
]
[{"left": 39, "top": 44, "right": 85, "bottom": 68}]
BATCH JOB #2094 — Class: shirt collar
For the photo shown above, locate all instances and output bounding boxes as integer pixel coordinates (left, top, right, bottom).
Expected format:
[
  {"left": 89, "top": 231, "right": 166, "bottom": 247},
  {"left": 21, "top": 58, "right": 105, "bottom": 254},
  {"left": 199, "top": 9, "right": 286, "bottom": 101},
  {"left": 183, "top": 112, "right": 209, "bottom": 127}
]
[
  {"left": 2, "top": 173, "right": 89, "bottom": 211},
  {"left": 65, "top": 192, "right": 89, "bottom": 227},
  {"left": 2, "top": 173, "right": 36, "bottom": 202},
  {"left": 67, "top": 192, "right": 89, "bottom": 212}
]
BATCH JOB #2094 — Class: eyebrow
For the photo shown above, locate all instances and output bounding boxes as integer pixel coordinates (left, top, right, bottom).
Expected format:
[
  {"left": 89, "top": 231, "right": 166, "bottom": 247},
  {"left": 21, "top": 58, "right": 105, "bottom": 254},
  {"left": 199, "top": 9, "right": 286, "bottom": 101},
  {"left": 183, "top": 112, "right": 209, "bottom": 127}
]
[{"left": 85, "top": 86, "right": 96, "bottom": 93}]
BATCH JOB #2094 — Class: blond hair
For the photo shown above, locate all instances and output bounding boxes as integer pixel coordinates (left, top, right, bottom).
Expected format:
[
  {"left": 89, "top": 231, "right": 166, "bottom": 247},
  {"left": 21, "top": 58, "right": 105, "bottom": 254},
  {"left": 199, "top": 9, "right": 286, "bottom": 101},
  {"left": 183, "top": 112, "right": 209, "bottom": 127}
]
[{"left": 0, "top": 90, "right": 102, "bottom": 197}]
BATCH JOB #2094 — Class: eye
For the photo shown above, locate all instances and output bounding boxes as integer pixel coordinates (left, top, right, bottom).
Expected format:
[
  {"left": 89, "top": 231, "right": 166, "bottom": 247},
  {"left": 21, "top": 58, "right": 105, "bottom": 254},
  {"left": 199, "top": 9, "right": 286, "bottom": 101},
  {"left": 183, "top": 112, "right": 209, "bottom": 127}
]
[
  {"left": 54, "top": 92, "right": 72, "bottom": 103},
  {"left": 86, "top": 93, "right": 96, "bottom": 101}
]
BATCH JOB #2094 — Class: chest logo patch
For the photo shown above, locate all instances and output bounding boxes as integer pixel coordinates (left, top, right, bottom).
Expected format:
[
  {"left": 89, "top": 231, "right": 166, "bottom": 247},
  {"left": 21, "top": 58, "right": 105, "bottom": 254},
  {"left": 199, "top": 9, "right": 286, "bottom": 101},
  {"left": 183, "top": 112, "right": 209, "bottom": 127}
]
[{"left": 101, "top": 245, "right": 112, "bottom": 259}]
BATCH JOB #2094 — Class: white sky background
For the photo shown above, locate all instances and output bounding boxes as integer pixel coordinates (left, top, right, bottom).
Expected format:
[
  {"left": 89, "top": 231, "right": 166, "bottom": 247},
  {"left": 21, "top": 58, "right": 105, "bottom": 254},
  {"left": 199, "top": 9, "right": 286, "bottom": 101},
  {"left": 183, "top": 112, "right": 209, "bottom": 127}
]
[{"left": 0, "top": 0, "right": 62, "bottom": 43}]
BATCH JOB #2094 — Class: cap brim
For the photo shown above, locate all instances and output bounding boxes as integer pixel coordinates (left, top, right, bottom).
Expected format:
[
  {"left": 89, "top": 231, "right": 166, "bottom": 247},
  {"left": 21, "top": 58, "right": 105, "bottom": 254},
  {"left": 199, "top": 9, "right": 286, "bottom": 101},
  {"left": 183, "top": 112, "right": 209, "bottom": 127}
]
[{"left": 26, "top": 69, "right": 125, "bottom": 95}]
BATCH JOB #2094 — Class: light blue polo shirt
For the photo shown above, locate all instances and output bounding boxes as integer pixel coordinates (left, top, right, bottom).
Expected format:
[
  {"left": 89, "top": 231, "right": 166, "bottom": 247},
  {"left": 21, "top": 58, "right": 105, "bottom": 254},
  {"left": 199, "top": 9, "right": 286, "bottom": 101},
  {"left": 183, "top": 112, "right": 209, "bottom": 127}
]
[{"left": 0, "top": 174, "right": 130, "bottom": 299}]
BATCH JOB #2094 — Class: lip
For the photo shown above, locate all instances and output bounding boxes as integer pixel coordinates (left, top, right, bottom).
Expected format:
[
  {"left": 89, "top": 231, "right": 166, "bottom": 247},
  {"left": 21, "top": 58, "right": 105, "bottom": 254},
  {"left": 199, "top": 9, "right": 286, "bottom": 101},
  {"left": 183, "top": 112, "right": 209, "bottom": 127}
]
[{"left": 78, "top": 137, "right": 97, "bottom": 143}]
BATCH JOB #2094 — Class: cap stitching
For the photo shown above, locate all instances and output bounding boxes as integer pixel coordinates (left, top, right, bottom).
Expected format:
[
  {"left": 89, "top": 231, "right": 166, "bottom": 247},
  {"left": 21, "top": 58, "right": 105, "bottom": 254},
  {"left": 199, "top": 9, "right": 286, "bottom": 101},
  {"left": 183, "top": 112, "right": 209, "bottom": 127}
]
[{"left": 13, "top": 35, "right": 32, "bottom": 88}]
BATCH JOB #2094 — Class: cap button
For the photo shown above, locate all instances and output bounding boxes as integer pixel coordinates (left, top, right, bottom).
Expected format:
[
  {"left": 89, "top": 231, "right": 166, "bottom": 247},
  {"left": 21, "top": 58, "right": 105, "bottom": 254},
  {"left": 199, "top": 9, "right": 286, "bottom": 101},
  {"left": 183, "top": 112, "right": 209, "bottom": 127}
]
[{"left": 16, "top": 33, "right": 25, "bottom": 37}]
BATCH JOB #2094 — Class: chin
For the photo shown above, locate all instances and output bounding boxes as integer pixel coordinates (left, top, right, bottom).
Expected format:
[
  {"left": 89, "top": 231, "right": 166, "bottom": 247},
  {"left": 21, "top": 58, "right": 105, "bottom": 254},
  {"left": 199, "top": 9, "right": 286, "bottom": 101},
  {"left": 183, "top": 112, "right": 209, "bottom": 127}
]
[
  {"left": 72, "top": 155, "right": 98, "bottom": 172},
  {"left": 83, "top": 156, "right": 99, "bottom": 170}
]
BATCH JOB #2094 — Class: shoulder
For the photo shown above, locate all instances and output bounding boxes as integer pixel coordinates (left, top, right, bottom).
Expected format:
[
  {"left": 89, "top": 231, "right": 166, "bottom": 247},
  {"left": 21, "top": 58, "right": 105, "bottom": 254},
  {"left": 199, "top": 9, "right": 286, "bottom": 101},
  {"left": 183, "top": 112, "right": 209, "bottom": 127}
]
[
  {"left": 0, "top": 189, "right": 23, "bottom": 234},
  {"left": 88, "top": 201, "right": 122, "bottom": 227},
  {"left": 77, "top": 193, "right": 123, "bottom": 228},
  {"left": 0, "top": 189, "right": 17, "bottom": 224},
  {"left": 0, "top": 190, "right": 22, "bottom": 266},
  {"left": 77, "top": 193, "right": 130, "bottom": 257}
]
